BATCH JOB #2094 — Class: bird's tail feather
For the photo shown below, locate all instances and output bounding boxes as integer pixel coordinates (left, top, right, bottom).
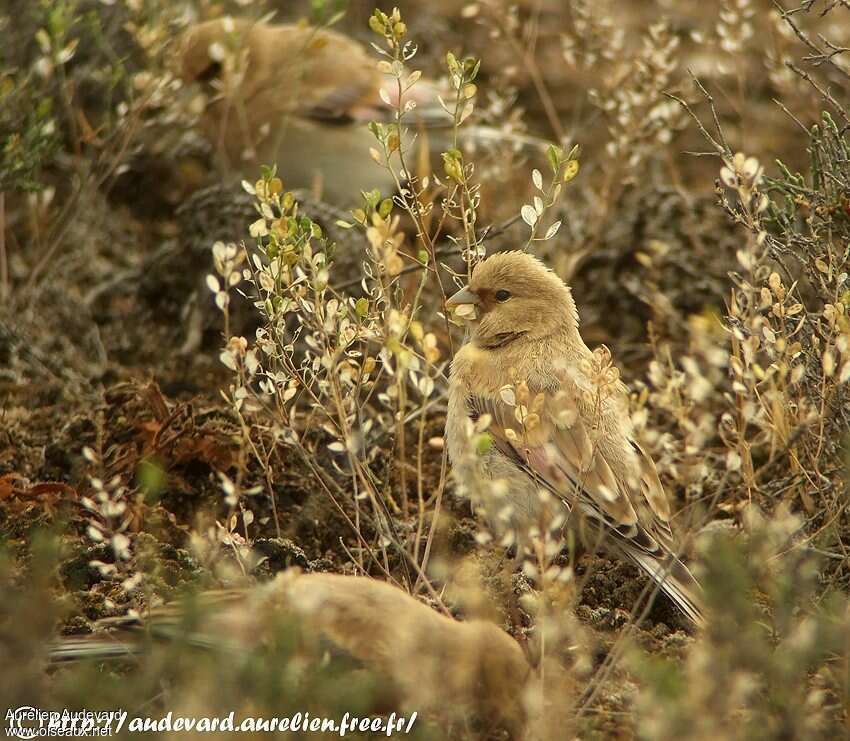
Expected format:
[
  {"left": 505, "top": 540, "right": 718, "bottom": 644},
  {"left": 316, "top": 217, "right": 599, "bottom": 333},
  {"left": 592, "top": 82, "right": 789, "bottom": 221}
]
[
  {"left": 406, "top": 111, "right": 553, "bottom": 155},
  {"left": 462, "top": 125, "right": 552, "bottom": 154},
  {"left": 48, "top": 636, "right": 142, "bottom": 663},
  {"left": 629, "top": 550, "right": 705, "bottom": 627}
]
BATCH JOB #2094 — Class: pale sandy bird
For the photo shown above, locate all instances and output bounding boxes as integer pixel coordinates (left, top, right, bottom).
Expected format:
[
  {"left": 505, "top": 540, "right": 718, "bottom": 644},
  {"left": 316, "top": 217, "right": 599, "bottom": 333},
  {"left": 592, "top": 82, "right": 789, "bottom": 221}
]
[
  {"left": 176, "top": 17, "right": 545, "bottom": 205},
  {"left": 50, "top": 570, "right": 530, "bottom": 737},
  {"left": 445, "top": 251, "right": 704, "bottom": 625}
]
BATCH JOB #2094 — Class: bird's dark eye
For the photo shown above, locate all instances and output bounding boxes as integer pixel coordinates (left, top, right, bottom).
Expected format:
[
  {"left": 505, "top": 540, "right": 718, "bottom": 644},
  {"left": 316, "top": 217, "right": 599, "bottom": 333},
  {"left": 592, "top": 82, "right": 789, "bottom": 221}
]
[
  {"left": 197, "top": 60, "right": 222, "bottom": 83},
  {"left": 495, "top": 289, "right": 512, "bottom": 302}
]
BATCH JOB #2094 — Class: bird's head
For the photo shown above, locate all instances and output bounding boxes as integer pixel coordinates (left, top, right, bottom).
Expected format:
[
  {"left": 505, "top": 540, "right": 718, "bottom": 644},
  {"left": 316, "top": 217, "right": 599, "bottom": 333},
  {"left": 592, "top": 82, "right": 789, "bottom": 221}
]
[
  {"left": 446, "top": 251, "right": 579, "bottom": 347},
  {"left": 178, "top": 18, "right": 243, "bottom": 85}
]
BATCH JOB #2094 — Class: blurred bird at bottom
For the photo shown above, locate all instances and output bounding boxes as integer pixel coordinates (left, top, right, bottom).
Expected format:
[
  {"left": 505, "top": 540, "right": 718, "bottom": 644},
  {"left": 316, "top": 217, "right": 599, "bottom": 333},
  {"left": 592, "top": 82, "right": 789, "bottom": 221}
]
[
  {"left": 445, "top": 251, "right": 705, "bottom": 626},
  {"left": 50, "top": 570, "right": 531, "bottom": 738}
]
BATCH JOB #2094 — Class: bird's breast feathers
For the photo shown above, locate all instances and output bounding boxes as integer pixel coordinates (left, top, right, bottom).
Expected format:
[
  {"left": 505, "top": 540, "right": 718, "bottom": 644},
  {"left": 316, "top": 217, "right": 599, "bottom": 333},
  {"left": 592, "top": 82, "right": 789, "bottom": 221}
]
[
  {"left": 447, "top": 340, "right": 671, "bottom": 531},
  {"left": 450, "top": 341, "right": 565, "bottom": 396}
]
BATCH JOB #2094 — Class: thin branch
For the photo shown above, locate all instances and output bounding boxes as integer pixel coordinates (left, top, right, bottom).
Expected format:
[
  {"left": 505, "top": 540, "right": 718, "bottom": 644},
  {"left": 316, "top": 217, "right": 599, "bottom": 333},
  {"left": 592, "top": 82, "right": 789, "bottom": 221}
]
[{"left": 786, "top": 62, "right": 850, "bottom": 125}]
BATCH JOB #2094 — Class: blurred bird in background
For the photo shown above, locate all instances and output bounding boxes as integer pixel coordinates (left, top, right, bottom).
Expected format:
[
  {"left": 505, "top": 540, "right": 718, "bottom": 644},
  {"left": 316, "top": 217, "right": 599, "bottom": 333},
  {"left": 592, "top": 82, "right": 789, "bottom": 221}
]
[
  {"left": 445, "top": 251, "right": 705, "bottom": 626},
  {"left": 176, "top": 17, "right": 547, "bottom": 206},
  {"left": 50, "top": 570, "right": 531, "bottom": 738}
]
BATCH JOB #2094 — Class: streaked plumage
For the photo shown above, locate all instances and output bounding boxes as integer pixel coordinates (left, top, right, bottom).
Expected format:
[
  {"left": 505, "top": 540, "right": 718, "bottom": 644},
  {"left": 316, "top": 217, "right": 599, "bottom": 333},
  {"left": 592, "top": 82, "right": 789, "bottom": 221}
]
[{"left": 445, "top": 251, "right": 704, "bottom": 625}]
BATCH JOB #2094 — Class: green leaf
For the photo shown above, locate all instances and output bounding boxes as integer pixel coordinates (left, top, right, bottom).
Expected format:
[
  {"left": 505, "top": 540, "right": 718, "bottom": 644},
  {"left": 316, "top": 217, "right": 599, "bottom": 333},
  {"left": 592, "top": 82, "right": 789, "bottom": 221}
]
[
  {"left": 369, "top": 14, "right": 386, "bottom": 35},
  {"left": 475, "top": 432, "right": 494, "bottom": 455},
  {"left": 563, "top": 159, "right": 580, "bottom": 183},
  {"left": 378, "top": 198, "right": 394, "bottom": 218},
  {"left": 446, "top": 51, "right": 459, "bottom": 75},
  {"left": 546, "top": 144, "right": 561, "bottom": 174},
  {"left": 137, "top": 458, "right": 167, "bottom": 501}
]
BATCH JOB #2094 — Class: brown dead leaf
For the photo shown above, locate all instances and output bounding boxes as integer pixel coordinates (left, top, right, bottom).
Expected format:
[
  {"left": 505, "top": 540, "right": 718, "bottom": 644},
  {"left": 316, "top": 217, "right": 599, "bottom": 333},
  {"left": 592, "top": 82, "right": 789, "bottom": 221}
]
[
  {"left": 0, "top": 473, "right": 24, "bottom": 500},
  {"left": 27, "top": 482, "right": 78, "bottom": 499}
]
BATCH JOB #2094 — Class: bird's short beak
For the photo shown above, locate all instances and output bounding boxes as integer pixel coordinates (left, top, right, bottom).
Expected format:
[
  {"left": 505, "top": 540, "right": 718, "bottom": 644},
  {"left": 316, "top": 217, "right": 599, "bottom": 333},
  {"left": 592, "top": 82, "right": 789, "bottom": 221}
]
[{"left": 446, "top": 286, "right": 480, "bottom": 308}]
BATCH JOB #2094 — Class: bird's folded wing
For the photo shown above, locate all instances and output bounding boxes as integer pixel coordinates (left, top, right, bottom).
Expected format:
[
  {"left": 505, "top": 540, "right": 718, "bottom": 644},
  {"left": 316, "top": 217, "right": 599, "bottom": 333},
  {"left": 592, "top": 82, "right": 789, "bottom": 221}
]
[
  {"left": 290, "top": 30, "right": 385, "bottom": 123},
  {"left": 306, "top": 79, "right": 385, "bottom": 122},
  {"left": 630, "top": 439, "right": 675, "bottom": 548},
  {"left": 467, "top": 385, "right": 673, "bottom": 555},
  {"left": 307, "top": 74, "right": 454, "bottom": 129}
]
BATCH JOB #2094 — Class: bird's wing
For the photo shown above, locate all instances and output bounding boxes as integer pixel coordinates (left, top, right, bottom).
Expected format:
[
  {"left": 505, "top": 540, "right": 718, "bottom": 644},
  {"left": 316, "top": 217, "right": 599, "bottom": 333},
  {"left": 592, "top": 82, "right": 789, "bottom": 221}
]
[
  {"left": 294, "top": 30, "right": 453, "bottom": 126},
  {"left": 466, "top": 383, "right": 668, "bottom": 556},
  {"left": 467, "top": 384, "right": 705, "bottom": 625},
  {"left": 630, "top": 439, "right": 675, "bottom": 549},
  {"left": 303, "top": 73, "right": 385, "bottom": 122},
  {"left": 292, "top": 29, "right": 388, "bottom": 123},
  {"left": 304, "top": 70, "right": 454, "bottom": 127}
]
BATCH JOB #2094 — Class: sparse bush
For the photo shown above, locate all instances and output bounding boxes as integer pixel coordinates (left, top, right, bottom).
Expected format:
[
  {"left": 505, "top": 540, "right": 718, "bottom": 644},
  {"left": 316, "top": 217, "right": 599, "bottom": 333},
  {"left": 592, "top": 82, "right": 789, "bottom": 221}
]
[
  {"left": 0, "top": 74, "right": 58, "bottom": 194},
  {"left": 633, "top": 507, "right": 850, "bottom": 740}
]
